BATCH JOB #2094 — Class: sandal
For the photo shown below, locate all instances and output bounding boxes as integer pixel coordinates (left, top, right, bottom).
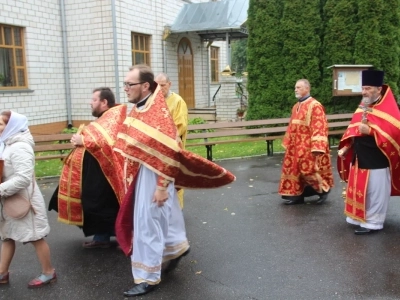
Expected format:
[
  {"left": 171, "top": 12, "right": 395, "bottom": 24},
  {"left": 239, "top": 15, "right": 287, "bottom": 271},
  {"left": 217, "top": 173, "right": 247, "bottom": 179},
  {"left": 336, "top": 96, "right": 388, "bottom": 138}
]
[
  {"left": 0, "top": 272, "right": 9, "bottom": 284},
  {"left": 28, "top": 271, "right": 57, "bottom": 288}
]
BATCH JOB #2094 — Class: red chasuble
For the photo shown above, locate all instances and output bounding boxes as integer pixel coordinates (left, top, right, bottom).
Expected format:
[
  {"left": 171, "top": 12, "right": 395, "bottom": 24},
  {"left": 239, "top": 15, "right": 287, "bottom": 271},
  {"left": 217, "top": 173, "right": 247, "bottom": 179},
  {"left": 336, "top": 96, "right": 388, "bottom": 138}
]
[
  {"left": 114, "top": 85, "right": 235, "bottom": 255},
  {"left": 57, "top": 105, "right": 127, "bottom": 225},
  {"left": 279, "top": 97, "right": 334, "bottom": 196},
  {"left": 337, "top": 85, "right": 400, "bottom": 222}
]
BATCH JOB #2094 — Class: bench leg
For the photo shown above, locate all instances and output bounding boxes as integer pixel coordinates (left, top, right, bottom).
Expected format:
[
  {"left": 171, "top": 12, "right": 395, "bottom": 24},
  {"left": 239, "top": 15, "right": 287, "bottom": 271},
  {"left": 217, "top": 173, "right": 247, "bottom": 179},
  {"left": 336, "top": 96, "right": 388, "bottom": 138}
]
[
  {"left": 266, "top": 141, "right": 273, "bottom": 156},
  {"left": 206, "top": 145, "right": 213, "bottom": 161}
]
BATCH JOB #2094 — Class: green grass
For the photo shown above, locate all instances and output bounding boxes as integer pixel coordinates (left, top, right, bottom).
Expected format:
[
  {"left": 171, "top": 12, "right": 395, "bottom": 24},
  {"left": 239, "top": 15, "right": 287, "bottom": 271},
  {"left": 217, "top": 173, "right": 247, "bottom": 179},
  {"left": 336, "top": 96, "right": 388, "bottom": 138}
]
[
  {"left": 186, "top": 136, "right": 284, "bottom": 160},
  {"left": 35, "top": 151, "right": 69, "bottom": 178},
  {"left": 35, "top": 159, "right": 64, "bottom": 178},
  {"left": 34, "top": 137, "right": 284, "bottom": 178}
]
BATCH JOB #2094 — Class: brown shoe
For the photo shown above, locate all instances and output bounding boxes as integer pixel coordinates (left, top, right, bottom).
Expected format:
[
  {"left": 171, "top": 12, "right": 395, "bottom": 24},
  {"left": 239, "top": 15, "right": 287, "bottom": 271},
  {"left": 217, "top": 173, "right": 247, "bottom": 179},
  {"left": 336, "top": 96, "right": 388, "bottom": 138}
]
[{"left": 82, "top": 241, "right": 111, "bottom": 249}]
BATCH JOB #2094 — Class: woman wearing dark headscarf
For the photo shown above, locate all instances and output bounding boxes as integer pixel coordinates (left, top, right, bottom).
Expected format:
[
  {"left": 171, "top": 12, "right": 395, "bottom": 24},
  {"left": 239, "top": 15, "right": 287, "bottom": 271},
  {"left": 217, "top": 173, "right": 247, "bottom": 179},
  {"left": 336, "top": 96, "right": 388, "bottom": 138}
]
[{"left": 0, "top": 110, "right": 56, "bottom": 288}]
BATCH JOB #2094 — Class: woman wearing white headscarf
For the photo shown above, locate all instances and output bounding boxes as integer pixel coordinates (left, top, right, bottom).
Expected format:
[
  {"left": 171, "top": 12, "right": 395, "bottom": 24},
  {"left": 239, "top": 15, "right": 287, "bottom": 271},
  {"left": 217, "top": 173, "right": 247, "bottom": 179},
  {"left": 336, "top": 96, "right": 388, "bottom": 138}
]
[{"left": 0, "top": 110, "right": 56, "bottom": 288}]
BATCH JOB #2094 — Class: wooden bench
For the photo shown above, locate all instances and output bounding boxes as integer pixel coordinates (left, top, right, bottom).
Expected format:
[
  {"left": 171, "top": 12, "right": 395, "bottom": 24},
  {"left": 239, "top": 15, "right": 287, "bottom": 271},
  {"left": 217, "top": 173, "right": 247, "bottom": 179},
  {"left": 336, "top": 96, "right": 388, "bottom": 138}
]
[
  {"left": 33, "top": 134, "right": 73, "bottom": 161},
  {"left": 186, "top": 113, "right": 353, "bottom": 161},
  {"left": 32, "top": 113, "right": 353, "bottom": 162}
]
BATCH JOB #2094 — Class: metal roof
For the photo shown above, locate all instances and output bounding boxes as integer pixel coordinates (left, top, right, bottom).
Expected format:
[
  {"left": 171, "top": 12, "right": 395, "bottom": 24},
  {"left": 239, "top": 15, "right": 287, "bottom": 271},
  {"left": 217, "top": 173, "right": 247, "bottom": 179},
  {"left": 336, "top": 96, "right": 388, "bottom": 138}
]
[{"left": 170, "top": 0, "right": 248, "bottom": 41}]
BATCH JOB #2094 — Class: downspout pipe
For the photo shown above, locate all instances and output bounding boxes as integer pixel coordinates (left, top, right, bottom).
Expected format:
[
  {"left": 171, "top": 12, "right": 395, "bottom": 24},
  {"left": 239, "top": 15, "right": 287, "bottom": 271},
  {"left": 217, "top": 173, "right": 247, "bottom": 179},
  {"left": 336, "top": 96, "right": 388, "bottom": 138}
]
[
  {"left": 162, "top": 26, "right": 171, "bottom": 73},
  {"left": 60, "top": 0, "right": 72, "bottom": 126},
  {"left": 226, "top": 32, "right": 231, "bottom": 66},
  {"left": 111, "top": 0, "right": 120, "bottom": 102},
  {"left": 207, "top": 42, "right": 211, "bottom": 107},
  {"left": 163, "top": 40, "right": 167, "bottom": 73}
]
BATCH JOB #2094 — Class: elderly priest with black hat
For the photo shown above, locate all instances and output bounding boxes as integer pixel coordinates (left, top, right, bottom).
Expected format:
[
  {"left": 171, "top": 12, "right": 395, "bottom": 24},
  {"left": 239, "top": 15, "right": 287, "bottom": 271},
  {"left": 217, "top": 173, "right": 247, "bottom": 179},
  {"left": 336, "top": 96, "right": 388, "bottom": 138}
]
[{"left": 337, "top": 70, "right": 400, "bottom": 235}]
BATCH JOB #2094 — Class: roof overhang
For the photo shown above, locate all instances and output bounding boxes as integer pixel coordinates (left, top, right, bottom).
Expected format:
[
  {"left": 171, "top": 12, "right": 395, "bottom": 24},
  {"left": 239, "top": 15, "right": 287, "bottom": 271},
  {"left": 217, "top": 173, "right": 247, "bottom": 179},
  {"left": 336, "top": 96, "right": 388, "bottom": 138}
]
[
  {"left": 327, "top": 64, "right": 374, "bottom": 69},
  {"left": 170, "top": 0, "right": 248, "bottom": 41}
]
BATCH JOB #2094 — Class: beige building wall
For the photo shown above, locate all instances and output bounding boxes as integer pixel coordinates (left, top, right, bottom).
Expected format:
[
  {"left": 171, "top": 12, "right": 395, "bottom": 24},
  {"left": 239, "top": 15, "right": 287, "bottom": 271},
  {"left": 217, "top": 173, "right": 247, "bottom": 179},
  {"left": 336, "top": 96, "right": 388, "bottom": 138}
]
[
  {"left": 0, "top": 0, "right": 230, "bottom": 132},
  {"left": 0, "top": 0, "right": 66, "bottom": 127}
]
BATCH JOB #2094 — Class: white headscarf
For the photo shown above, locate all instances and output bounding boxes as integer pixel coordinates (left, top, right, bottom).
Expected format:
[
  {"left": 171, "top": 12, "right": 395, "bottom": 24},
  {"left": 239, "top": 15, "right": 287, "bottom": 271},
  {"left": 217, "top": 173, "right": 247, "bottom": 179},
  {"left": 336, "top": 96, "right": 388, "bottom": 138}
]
[{"left": 0, "top": 111, "right": 29, "bottom": 156}]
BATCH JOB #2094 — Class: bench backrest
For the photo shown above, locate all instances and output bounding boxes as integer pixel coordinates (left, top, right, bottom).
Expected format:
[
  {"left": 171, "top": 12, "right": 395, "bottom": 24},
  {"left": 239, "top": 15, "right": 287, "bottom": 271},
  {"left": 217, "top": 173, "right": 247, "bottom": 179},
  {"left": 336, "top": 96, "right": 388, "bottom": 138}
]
[
  {"left": 187, "top": 113, "right": 353, "bottom": 140},
  {"left": 33, "top": 134, "right": 73, "bottom": 160},
  {"left": 32, "top": 113, "right": 353, "bottom": 160}
]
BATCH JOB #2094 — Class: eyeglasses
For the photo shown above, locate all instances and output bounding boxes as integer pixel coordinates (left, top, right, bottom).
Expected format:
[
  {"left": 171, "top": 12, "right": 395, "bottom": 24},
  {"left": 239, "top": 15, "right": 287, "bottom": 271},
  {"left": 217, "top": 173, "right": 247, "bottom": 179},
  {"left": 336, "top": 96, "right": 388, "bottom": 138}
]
[{"left": 123, "top": 82, "right": 144, "bottom": 88}]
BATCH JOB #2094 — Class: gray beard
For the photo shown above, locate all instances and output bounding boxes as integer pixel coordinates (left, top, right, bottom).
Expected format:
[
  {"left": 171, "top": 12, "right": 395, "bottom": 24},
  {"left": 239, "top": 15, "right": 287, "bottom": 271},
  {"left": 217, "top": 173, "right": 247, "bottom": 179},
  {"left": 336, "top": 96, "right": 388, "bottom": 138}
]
[
  {"left": 362, "top": 98, "right": 372, "bottom": 105},
  {"left": 362, "top": 96, "right": 379, "bottom": 105}
]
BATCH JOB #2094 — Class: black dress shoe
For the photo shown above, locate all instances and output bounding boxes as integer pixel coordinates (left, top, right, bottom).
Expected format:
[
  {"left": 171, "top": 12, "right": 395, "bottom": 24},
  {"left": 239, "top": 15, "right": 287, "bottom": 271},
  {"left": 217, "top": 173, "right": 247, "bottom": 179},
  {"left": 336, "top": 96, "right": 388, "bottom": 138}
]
[
  {"left": 316, "top": 189, "right": 330, "bottom": 204},
  {"left": 163, "top": 248, "right": 190, "bottom": 274},
  {"left": 354, "top": 226, "right": 377, "bottom": 235},
  {"left": 283, "top": 196, "right": 305, "bottom": 205},
  {"left": 123, "top": 282, "right": 156, "bottom": 297},
  {"left": 284, "top": 199, "right": 305, "bottom": 205}
]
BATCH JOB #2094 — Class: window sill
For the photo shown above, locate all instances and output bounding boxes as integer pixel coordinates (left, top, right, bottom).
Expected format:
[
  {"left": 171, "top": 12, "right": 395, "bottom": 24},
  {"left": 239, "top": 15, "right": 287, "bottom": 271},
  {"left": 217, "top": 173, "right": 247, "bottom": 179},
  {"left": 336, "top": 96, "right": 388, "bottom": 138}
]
[{"left": 0, "top": 89, "right": 35, "bottom": 94}]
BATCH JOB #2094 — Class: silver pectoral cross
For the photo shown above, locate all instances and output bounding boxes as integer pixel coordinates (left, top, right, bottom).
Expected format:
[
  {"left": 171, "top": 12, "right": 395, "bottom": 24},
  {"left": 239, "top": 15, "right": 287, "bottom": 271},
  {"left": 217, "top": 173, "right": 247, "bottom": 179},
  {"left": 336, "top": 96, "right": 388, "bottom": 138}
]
[{"left": 358, "top": 104, "right": 373, "bottom": 124}]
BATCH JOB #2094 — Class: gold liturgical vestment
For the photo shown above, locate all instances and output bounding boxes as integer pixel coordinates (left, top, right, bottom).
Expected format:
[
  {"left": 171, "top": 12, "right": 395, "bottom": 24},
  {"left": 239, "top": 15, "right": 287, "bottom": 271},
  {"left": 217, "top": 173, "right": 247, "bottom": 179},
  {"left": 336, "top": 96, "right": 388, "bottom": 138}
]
[
  {"left": 166, "top": 92, "right": 188, "bottom": 208},
  {"left": 166, "top": 92, "right": 188, "bottom": 148},
  {"left": 279, "top": 97, "right": 334, "bottom": 196}
]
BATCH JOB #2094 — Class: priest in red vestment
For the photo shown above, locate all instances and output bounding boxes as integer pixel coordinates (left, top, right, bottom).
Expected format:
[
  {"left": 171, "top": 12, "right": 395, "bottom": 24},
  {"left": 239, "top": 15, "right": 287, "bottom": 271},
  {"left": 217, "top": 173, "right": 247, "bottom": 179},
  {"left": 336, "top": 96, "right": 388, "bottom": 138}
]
[
  {"left": 49, "top": 88, "right": 126, "bottom": 247},
  {"left": 278, "top": 79, "right": 334, "bottom": 205},
  {"left": 337, "top": 70, "right": 400, "bottom": 235},
  {"left": 114, "top": 65, "right": 235, "bottom": 297}
]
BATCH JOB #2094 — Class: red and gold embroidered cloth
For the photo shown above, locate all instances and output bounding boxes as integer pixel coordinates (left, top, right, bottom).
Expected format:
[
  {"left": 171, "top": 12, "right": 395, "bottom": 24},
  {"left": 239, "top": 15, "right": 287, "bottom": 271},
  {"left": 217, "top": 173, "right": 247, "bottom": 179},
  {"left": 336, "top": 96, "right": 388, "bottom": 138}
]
[
  {"left": 113, "top": 86, "right": 235, "bottom": 255},
  {"left": 279, "top": 97, "right": 334, "bottom": 196},
  {"left": 337, "top": 85, "right": 400, "bottom": 221},
  {"left": 113, "top": 86, "right": 236, "bottom": 191},
  {"left": 57, "top": 105, "right": 127, "bottom": 225}
]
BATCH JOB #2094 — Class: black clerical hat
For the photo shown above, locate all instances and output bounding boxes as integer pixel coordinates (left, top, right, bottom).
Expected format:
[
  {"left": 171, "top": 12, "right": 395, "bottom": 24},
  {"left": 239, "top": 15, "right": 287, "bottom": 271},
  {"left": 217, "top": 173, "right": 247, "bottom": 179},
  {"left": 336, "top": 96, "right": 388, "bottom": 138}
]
[{"left": 362, "top": 70, "right": 384, "bottom": 87}]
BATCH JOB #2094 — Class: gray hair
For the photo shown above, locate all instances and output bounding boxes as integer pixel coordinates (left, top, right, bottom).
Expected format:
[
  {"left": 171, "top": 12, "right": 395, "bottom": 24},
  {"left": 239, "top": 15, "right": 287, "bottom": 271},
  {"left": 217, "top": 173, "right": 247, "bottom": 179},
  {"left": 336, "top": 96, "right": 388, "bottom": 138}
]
[
  {"left": 297, "top": 79, "right": 311, "bottom": 89},
  {"left": 155, "top": 72, "right": 170, "bottom": 82}
]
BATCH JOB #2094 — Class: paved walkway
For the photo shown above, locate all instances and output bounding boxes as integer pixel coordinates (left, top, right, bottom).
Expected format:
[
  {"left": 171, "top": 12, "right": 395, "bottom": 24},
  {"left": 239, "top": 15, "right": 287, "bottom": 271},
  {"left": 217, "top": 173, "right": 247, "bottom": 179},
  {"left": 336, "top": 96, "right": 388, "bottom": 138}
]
[{"left": 2, "top": 154, "right": 400, "bottom": 300}]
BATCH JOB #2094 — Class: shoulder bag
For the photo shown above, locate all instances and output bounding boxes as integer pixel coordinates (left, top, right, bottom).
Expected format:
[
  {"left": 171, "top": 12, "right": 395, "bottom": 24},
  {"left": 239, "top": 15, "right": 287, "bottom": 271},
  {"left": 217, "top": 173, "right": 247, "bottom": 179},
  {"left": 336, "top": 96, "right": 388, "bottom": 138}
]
[{"left": 2, "top": 168, "right": 35, "bottom": 220}]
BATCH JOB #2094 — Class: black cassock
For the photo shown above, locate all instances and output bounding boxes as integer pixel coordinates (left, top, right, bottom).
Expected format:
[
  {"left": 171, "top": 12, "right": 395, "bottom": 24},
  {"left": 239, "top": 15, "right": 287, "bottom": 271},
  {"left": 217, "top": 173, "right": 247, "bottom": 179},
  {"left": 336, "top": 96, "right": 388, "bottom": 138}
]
[{"left": 48, "top": 151, "right": 119, "bottom": 236}]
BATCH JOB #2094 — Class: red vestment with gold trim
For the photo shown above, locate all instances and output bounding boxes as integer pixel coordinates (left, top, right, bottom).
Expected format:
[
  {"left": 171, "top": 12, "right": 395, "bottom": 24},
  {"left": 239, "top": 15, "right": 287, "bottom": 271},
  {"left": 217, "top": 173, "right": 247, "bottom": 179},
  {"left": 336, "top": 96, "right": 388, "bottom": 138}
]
[
  {"left": 279, "top": 97, "right": 334, "bottom": 196},
  {"left": 57, "top": 105, "right": 127, "bottom": 225},
  {"left": 337, "top": 85, "right": 400, "bottom": 222},
  {"left": 113, "top": 86, "right": 235, "bottom": 255}
]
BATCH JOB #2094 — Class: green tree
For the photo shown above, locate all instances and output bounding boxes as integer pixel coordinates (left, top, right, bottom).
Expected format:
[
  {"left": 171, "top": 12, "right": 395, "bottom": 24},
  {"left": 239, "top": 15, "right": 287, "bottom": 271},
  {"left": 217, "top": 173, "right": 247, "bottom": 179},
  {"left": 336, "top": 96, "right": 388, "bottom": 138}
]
[
  {"left": 246, "top": 0, "right": 400, "bottom": 118},
  {"left": 280, "top": 0, "right": 323, "bottom": 104},
  {"left": 379, "top": 0, "right": 400, "bottom": 97},
  {"left": 321, "top": 0, "right": 360, "bottom": 113},
  {"left": 246, "top": 0, "right": 284, "bottom": 120},
  {"left": 353, "top": 1, "right": 383, "bottom": 67}
]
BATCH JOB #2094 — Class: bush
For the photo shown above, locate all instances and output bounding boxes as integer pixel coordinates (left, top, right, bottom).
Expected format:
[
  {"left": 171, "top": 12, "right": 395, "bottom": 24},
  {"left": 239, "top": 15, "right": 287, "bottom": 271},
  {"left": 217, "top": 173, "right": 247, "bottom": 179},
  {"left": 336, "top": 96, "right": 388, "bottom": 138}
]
[
  {"left": 188, "top": 118, "right": 214, "bottom": 133},
  {"left": 61, "top": 126, "right": 78, "bottom": 134}
]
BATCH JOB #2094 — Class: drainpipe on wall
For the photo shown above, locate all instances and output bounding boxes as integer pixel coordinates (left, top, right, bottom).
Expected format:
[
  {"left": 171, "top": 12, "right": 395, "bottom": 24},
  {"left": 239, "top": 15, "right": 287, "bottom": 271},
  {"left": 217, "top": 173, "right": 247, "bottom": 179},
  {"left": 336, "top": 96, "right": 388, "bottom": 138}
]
[
  {"left": 206, "top": 42, "right": 211, "bottom": 107},
  {"left": 162, "top": 26, "right": 171, "bottom": 73},
  {"left": 60, "top": 0, "right": 72, "bottom": 127},
  {"left": 111, "top": 0, "right": 120, "bottom": 103},
  {"left": 163, "top": 40, "right": 167, "bottom": 73},
  {"left": 226, "top": 32, "right": 231, "bottom": 66}
]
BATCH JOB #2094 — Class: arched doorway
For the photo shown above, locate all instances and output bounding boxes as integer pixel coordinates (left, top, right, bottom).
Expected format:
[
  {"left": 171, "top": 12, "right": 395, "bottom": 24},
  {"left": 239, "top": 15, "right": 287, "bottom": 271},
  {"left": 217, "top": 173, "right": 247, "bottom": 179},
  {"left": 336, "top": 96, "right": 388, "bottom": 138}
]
[{"left": 177, "top": 38, "right": 194, "bottom": 108}]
